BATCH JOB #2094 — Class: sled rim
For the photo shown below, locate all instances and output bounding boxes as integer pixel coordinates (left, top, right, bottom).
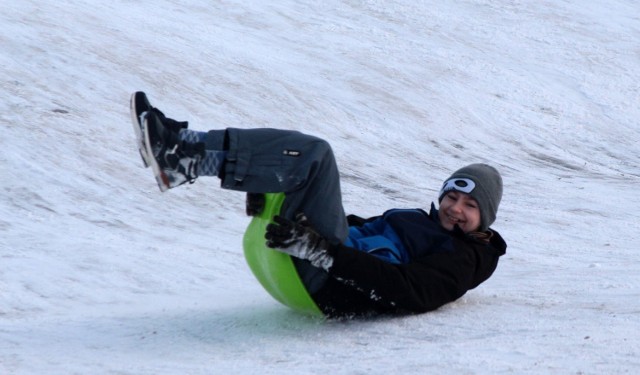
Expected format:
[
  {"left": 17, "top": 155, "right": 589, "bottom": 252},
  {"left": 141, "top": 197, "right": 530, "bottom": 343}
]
[{"left": 243, "top": 193, "right": 323, "bottom": 316}]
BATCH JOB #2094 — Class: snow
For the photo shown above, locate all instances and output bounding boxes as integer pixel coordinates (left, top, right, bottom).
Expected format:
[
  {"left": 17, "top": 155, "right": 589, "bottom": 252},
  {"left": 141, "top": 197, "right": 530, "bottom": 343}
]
[{"left": 1, "top": 0, "right": 639, "bottom": 373}]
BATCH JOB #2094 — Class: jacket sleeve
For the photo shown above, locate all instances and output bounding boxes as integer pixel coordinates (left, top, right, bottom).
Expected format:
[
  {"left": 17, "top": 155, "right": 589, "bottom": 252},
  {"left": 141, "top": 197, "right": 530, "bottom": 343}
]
[{"left": 325, "top": 239, "right": 495, "bottom": 313}]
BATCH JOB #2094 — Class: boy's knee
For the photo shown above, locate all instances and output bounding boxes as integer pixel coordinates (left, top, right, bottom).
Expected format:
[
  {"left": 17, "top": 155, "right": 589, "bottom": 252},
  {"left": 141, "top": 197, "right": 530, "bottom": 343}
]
[{"left": 308, "top": 138, "right": 334, "bottom": 159}]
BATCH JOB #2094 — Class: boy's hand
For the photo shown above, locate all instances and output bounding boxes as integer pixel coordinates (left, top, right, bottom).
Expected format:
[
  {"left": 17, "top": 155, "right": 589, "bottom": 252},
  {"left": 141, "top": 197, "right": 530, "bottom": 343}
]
[{"left": 265, "top": 213, "right": 334, "bottom": 271}]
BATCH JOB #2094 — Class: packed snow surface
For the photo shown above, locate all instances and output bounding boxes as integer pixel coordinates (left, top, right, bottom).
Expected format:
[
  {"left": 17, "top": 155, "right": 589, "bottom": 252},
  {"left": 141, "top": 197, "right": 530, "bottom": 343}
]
[{"left": 2, "top": 1, "right": 639, "bottom": 374}]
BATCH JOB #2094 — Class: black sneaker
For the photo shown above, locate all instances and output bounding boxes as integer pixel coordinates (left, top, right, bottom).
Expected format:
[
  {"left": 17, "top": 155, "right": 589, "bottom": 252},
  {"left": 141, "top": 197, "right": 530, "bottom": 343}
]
[
  {"left": 130, "top": 91, "right": 189, "bottom": 168},
  {"left": 142, "top": 111, "right": 204, "bottom": 192}
]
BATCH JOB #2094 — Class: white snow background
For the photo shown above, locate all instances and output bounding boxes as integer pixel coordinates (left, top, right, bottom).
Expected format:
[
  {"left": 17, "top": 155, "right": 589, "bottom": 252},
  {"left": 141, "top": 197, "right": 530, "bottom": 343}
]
[{"left": 2, "top": 0, "right": 640, "bottom": 374}]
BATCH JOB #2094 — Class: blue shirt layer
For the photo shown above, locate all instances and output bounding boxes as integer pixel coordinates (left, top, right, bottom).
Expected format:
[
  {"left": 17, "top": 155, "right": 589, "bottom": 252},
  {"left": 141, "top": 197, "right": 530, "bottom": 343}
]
[{"left": 344, "top": 206, "right": 454, "bottom": 264}]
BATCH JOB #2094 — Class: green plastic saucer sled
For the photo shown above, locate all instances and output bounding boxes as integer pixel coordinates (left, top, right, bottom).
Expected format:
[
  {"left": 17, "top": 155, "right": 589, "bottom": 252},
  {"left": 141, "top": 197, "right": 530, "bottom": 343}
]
[{"left": 243, "top": 193, "right": 323, "bottom": 316}]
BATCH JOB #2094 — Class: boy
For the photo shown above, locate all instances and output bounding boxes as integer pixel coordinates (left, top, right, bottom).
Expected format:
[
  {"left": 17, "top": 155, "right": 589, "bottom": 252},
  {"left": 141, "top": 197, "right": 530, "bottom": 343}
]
[{"left": 131, "top": 92, "right": 507, "bottom": 317}]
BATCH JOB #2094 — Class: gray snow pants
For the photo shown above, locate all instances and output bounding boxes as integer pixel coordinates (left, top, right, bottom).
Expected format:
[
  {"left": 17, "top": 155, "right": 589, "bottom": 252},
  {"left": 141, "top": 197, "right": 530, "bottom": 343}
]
[
  {"left": 205, "top": 127, "right": 349, "bottom": 244},
  {"left": 204, "top": 128, "right": 348, "bottom": 293}
]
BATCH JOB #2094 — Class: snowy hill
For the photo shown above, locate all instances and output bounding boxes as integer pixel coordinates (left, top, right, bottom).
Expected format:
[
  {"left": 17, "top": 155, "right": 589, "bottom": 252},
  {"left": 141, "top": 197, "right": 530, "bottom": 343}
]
[{"left": 2, "top": 1, "right": 639, "bottom": 374}]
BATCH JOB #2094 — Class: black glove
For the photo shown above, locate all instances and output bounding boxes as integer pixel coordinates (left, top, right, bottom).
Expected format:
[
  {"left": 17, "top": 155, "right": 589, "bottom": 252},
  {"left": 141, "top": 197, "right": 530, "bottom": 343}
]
[
  {"left": 265, "top": 213, "right": 334, "bottom": 271},
  {"left": 246, "top": 193, "right": 265, "bottom": 216}
]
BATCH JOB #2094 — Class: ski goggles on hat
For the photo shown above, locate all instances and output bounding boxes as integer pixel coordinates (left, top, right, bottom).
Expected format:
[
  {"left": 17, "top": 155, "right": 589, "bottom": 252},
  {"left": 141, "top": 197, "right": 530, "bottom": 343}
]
[{"left": 440, "top": 178, "right": 476, "bottom": 195}]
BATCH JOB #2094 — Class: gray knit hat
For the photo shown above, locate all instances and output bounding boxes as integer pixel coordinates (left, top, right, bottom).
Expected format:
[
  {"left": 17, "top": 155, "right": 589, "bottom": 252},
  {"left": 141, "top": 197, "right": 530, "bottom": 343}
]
[{"left": 438, "top": 163, "right": 503, "bottom": 231}]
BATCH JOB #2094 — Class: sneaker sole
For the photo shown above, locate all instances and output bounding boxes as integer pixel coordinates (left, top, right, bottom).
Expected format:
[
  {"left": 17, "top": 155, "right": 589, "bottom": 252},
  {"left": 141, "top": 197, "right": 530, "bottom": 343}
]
[
  {"left": 142, "top": 112, "right": 170, "bottom": 192},
  {"left": 130, "top": 92, "right": 152, "bottom": 168}
]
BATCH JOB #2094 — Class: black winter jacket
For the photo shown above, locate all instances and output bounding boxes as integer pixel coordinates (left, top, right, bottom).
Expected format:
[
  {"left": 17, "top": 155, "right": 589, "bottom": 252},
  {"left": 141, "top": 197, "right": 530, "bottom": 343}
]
[{"left": 312, "top": 204, "right": 507, "bottom": 318}]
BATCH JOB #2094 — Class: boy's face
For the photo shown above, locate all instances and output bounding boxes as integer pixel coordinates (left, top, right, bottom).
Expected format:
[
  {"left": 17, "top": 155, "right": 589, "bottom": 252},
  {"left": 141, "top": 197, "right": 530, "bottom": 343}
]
[{"left": 438, "top": 191, "right": 481, "bottom": 233}]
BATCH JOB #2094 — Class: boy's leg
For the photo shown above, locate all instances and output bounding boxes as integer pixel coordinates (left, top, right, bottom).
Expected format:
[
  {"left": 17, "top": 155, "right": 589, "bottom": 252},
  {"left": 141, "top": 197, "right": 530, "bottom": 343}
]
[
  {"left": 134, "top": 93, "right": 347, "bottom": 242},
  {"left": 206, "top": 127, "right": 349, "bottom": 244}
]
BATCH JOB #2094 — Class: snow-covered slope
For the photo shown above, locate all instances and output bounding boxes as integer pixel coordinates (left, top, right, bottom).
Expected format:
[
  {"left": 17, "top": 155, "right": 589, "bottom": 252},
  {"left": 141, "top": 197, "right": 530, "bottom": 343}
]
[{"left": 2, "top": 1, "right": 639, "bottom": 373}]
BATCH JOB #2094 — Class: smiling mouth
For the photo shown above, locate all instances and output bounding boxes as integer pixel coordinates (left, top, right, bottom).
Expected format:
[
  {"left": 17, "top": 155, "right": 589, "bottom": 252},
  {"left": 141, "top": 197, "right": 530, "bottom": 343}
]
[{"left": 447, "top": 215, "right": 464, "bottom": 224}]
